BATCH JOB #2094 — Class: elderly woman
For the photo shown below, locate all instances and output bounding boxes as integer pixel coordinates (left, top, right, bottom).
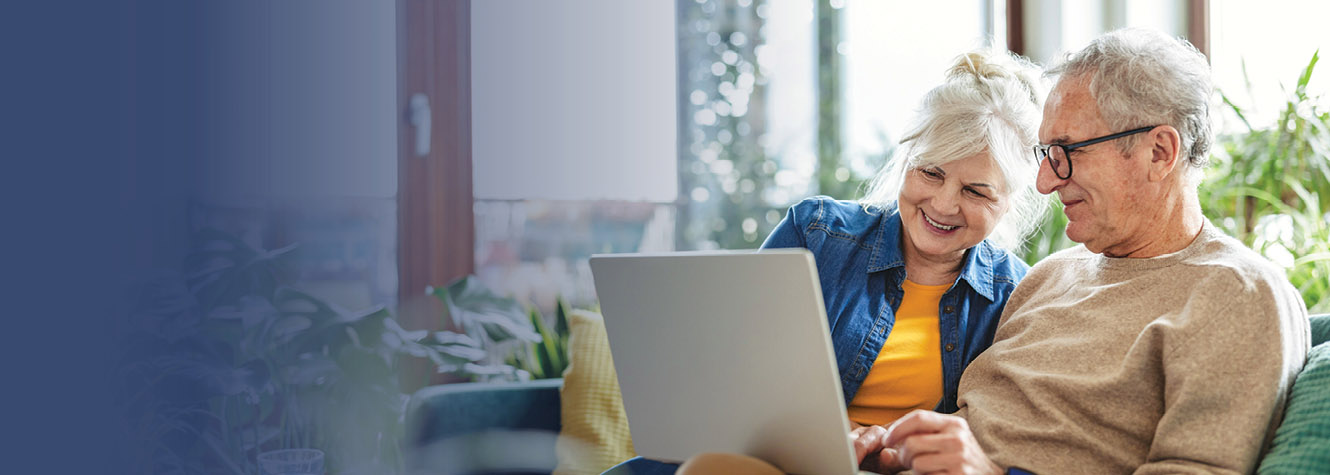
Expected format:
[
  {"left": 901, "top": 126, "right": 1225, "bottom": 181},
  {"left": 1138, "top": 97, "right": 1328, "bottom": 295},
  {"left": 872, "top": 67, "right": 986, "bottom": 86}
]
[{"left": 606, "top": 47, "right": 1047, "bottom": 475}]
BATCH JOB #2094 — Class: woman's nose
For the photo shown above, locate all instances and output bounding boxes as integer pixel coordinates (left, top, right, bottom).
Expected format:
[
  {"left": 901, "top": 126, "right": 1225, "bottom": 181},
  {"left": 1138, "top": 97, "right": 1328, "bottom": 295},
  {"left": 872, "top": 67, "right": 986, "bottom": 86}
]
[{"left": 933, "top": 189, "right": 961, "bottom": 215}]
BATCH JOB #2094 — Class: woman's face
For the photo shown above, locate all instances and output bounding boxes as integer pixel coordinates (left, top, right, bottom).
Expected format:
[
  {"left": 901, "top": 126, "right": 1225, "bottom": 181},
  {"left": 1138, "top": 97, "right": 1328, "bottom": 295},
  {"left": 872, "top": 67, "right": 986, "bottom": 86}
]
[{"left": 898, "top": 151, "right": 1011, "bottom": 263}]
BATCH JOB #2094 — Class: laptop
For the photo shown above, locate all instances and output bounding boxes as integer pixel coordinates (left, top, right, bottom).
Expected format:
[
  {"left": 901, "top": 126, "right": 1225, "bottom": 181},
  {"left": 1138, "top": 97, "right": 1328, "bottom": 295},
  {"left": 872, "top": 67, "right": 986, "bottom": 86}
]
[{"left": 589, "top": 249, "right": 859, "bottom": 475}]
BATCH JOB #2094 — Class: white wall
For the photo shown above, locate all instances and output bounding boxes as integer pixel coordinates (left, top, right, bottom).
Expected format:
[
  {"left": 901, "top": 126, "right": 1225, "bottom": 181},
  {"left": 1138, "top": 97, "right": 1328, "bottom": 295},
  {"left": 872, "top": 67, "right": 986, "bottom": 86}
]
[
  {"left": 197, "top": 1, "right": 399, "bottom": 203},
  {"left": 268, "top": 1, "right": 398, "bottom": 199},
  {"left": 470, "top": 0, "right": 679, "bottom": 203}
]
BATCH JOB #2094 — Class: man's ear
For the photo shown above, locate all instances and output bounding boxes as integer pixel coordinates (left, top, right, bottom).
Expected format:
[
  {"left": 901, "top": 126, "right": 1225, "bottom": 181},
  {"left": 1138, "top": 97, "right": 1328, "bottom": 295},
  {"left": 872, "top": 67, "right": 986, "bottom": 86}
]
[{"left": 1146, "top": 125, "right": 1183, "bottom": 182}]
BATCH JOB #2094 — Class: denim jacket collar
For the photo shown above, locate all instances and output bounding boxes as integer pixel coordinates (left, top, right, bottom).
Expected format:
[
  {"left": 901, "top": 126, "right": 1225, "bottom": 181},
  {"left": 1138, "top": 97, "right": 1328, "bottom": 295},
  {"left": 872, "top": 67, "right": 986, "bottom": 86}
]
[{"left": 865, "top": 205, "right": 999, "bottom": 302}]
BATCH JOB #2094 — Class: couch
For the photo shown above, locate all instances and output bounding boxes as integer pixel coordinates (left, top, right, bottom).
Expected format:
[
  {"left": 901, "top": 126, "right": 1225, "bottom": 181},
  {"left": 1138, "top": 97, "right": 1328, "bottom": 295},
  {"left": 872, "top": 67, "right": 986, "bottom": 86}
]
[
  {"left": 407, "top": 313, "right": 1330, "bottom": 474},
  {"left": 407, "top": 378, "right": 564, "bottom": 474}
]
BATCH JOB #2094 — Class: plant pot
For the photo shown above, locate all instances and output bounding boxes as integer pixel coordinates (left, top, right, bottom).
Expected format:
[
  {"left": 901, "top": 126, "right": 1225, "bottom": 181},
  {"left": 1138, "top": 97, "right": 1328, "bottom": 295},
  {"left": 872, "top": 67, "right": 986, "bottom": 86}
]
[{"left": 257, "top": 448, "right": 325, "bottom": 475}]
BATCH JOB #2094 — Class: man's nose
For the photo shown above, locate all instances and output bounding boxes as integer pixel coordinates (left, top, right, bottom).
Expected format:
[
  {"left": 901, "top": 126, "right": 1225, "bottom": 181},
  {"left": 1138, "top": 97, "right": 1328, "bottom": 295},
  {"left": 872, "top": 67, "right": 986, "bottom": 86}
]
[{"left": 1035, "top": 158, "right": 1065, "bottom": 195}]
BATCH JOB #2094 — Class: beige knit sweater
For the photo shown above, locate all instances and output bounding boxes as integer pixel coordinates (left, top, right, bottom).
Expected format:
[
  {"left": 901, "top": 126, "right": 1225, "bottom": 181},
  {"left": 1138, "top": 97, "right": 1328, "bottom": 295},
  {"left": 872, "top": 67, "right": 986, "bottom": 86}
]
[{"left": 956, "top": 223, "right": 1310, "bottom": 474}]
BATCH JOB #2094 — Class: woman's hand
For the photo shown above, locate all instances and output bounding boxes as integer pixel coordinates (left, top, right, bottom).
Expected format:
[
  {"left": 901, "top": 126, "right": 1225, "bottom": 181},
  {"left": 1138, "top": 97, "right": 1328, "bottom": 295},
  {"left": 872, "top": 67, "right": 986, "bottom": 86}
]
[{"left": 881, "top": 410, "right": 1001, "bottom": 475}]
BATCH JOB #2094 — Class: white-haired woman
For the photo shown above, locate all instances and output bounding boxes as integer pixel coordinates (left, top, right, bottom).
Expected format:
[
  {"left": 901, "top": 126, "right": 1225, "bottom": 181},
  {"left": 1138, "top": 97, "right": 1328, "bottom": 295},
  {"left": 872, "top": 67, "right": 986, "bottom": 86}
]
[{"left": 606, "top": 48, "right": 1047, "bottom": 475}]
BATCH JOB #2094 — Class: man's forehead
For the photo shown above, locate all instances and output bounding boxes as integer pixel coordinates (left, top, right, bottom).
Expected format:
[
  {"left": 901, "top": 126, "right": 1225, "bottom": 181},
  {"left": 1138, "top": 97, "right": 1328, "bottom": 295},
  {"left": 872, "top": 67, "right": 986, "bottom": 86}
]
[{"left": 1040, "top": 79, "right": 1097, "bottom": 142}]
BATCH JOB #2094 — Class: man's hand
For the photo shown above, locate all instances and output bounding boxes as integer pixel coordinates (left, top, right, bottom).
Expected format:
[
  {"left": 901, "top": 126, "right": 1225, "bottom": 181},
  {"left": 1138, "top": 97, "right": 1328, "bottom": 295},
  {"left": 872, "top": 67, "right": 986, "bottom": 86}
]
[
  {"left": 849, "top": 424, "right": 905, "bottom": 473},
  {"left": 881, "top": 410, "right": 1002, "bottom": 475}
]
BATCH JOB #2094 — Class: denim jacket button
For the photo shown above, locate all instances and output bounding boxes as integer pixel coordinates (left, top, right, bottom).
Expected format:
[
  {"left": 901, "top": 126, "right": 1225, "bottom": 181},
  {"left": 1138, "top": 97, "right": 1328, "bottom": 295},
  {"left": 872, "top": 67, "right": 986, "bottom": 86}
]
[
  {"left": 943, "top": 305, "right": 955, "bottom": 313},
  {"left": 945, "top": 343, "right": 956, "bottom": 352}
]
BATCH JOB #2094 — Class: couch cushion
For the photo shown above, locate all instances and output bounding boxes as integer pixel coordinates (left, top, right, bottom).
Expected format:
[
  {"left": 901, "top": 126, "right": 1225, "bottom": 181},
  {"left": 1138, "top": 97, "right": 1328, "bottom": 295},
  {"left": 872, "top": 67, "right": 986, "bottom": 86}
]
[
  {"left": 553, "top": 310, "right": 635, "bottom": 475},
  {"left": 406, "top": 379, "right": 563, "bottom": 474},
  {"left": 1258, "top": 341, "right": 1330, "bottom": 474},
  {"left": 409, "top": 378, "right": 563, "bottom": 441},
  {"left": 1309, "top": 314, "right": 1329, "bottom": 347}
]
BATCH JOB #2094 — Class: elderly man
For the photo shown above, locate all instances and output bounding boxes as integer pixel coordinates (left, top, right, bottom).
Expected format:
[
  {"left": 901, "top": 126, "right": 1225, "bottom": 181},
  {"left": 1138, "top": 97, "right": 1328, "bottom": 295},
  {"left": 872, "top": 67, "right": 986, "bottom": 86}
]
[{"left": 852, "top": 27, "right": 1311, "bottom": 475}]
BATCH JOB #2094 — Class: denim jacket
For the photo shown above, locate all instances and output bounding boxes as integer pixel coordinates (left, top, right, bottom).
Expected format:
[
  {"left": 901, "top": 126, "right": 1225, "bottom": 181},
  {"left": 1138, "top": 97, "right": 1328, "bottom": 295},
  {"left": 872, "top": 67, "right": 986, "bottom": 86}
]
[{"left": 761, "top": 196, "right": 1029, "bottom": 413}]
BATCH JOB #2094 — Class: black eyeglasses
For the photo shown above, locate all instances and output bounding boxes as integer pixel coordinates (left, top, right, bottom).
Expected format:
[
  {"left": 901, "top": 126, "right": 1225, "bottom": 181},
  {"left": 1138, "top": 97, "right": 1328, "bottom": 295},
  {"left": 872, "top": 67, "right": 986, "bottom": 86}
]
[{"left": 1032, "top": 125, "right": 1158, "bottom": 179}]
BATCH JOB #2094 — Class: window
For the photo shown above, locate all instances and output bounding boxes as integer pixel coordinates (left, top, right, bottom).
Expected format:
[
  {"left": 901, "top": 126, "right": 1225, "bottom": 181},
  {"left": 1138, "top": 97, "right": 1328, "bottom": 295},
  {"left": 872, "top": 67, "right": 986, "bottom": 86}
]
[
  {"left": 1209, "top": 1, "right": 1330, "bottom": 131},
  {"left": 466, "top": 0, "right": 1007, "bottom": 309},
  {"left": 843, "top": 1, "right": 992, "bottom": 182},
  {"left": 467, "top": 1, "right": 679, "bottom": 312}
]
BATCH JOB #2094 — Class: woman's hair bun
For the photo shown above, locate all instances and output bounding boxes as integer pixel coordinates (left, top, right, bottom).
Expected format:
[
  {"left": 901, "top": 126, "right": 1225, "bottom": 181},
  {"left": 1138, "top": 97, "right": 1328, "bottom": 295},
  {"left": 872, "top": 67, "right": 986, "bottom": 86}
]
[
  {"left": 950, "top": 51, "right": 1006, "bottom": 80},
  {"left": 947, "top": 49, "right": 1044, "bottom": 107}
]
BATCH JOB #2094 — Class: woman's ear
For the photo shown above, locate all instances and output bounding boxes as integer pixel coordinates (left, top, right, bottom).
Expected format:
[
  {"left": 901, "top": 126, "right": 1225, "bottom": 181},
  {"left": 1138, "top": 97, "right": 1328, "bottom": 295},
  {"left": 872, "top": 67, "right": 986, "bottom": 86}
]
[{"left": 1146, "top": 125, "right": 1183, "bottom": 182}]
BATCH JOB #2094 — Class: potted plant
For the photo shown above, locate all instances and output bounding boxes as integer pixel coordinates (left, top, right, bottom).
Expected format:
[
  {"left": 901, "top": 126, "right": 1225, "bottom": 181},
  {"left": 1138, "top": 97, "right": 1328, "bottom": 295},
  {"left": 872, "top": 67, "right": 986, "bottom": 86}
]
[
  {"left": 1202, "top": 51, "right": 1330, "bottom": 312},
  {"left": 118, "top": 228, "right": 566, "bottom": 473}
]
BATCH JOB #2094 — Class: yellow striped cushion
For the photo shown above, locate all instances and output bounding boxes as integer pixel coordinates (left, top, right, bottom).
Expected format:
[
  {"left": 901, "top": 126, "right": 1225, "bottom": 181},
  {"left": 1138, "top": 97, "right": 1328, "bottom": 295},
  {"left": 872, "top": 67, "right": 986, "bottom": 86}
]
[{"left": 553, "top": 310, "right": 636, "bottom": 475}]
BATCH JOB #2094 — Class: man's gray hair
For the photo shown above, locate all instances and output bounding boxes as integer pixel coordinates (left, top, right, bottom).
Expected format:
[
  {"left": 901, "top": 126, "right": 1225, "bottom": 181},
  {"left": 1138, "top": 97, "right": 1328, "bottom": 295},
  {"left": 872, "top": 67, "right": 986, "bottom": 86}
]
[
  {"left": 1047, "top": 28, "right": 1214, "bottom": 170},
  {"left": 862, "top": 48, "right": 1048, "bottom": 252}
]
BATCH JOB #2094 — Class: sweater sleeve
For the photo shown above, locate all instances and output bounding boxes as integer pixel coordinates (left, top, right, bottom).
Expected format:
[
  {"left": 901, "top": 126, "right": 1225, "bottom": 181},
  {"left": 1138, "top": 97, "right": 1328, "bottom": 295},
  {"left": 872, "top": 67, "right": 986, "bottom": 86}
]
[{"left": 1134, "top": 270, "right": 1308, "bottom": 475}]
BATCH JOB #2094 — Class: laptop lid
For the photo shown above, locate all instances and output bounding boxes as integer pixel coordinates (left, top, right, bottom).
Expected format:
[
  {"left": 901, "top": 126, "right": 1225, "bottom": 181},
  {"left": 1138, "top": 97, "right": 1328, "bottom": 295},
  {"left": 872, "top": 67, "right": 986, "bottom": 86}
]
[{"left": 589, "top": 249, "right": 858, "bottom": 475}]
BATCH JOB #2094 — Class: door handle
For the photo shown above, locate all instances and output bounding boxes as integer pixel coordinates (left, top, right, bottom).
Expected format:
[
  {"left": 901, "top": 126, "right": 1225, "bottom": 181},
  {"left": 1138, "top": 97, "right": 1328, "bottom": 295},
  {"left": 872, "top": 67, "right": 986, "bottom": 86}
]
[{"left": 409, "top": 93, "right": 432, "bottom": 157}]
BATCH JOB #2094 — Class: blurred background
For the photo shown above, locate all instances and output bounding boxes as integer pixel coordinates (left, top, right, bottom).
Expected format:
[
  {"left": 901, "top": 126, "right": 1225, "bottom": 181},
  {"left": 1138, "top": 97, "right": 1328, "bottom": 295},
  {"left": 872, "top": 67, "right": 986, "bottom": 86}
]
[
  {"left": 161, "top": 0, "right": 1330, "bottom": 331},
  {"left": 110, "top": 1, "right": 1330, "bottom": 473},
  {"left": 436, "top": 0, "right": 1330, "bottom": 317}
]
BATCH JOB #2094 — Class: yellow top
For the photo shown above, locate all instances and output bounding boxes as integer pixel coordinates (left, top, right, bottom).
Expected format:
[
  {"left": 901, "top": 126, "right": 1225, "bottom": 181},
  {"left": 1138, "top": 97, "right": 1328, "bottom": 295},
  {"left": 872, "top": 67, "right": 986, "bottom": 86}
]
[{"left": 846, "top": 279, "right": 947, "bottom": 426}]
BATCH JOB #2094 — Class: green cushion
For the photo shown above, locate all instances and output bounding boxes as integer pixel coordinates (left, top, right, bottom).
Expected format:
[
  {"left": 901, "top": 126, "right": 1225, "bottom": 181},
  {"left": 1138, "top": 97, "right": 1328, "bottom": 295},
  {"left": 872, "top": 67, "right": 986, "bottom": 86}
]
[
  {"left": 1258, "top": 341, "right": 1330, "bottom": 474},
  {"left": 1310, "top": 314, "right": 1330, "bottom": 347}
]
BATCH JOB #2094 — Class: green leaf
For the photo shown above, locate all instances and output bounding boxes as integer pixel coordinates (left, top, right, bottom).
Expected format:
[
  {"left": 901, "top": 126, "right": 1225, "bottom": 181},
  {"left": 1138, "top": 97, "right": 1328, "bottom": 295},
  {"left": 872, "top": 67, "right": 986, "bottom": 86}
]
[
  {"left": 470, "top": 310, "right": 542, "bottom": 343},
  {"left": 383, "top": 316, "right": 428, "bottom": 342},
  {"left": 1295, "top": 49, "right": 1319, "bottom": 94},
  {"left": 273, "top": 287, "right": 346, "bottom": 324},
  {"left": 1220, "top": 91, "right": 1254, "bottom": 132},
  {"left": 554, "top": 298, "right": 570, "bottom": 338},
  {"left": 1294, "top": 252, "right": 1330, "bottom": 267},
  {"left": 530, "top": 308, "right": 558, "bottom": 379},
  {"left": 377, "top": 318, "right": 485, "bottom": 368},
  {"left": 459, "top": 362, "right": 520, "bottom": 378},
  {"left": 433, "top": 330, "right": 481, "bottom": 347},
  {"left": 271, "top": 315, "right": 312, "bottom": 340},
  {"left": 425, "top": 329, "right": 489, "bottom": 361},
  {"left": 520, "top": 342, "right": 541, "bottom": 376},
  {"left": 554, "top": 300, "right": 571, "bottom": 370},
  {"left": 431, "top": 276, "right": 540, "bottom": 343},
  {"left": 431, "top": 341, "right": 486, "bottom": 362}
]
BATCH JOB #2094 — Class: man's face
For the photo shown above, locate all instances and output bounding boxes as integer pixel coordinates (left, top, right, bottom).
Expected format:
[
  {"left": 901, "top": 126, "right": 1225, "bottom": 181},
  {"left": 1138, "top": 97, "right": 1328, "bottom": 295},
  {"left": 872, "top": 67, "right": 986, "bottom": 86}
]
[{"left": 1035, "top": 78, "right": 1154, "bottom": 256}]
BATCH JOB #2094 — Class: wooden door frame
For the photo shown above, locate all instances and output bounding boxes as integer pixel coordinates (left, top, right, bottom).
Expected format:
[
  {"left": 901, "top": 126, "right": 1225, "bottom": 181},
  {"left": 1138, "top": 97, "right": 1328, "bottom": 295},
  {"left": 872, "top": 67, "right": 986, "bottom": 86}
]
[
  {"left": 396, "top": 0, "right": 473, "bottom": 389},
  {"left": 397, "top": 0, "right": 473, "bottom": 304}
]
